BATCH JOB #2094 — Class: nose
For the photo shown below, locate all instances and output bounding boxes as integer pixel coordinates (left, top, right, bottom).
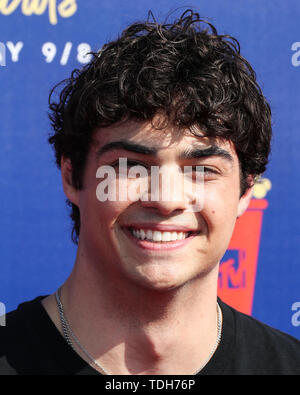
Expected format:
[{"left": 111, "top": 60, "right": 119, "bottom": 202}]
[
  {"left": 141, "top": 195, "right": 188, "bottom": 216},
  {"left": 139, "top": 164, "right": 197, "bottom": 215}
]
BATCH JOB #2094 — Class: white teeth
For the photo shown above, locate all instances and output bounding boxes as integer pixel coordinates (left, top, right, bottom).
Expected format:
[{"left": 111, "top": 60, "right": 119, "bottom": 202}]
[
  {"left": 153, "top": 231, "right": 162, "bottom": 242},
  {"left": 140, "top": 229, "right": 146, "bottom": 240},
  {"left": 178, "top": 232, "right": 184, "bottom": 240},
  {"left": 133, "top": 229, "right": 145, "bottom": 240},
  {"left": 131, "top": 228, "right": 190, "bottom": 242},
  {"left": 162, "top": 232, "right": 171, "bottom": 242},
  {"left": 146, "top": 230, "right": 152, "bottom": 240},
  {"left": 171, "top": 232, "right": 178, "bottom": 241}
]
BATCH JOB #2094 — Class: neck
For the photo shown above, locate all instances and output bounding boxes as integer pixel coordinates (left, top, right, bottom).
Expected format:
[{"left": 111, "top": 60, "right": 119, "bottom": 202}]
[{"left": 53, "top": 246, "right": 220, "bottom": 374}]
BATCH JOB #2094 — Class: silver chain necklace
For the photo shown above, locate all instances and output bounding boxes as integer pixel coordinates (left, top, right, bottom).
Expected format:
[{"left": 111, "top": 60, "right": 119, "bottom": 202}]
[{"left": 55, "top": 287, "right": 222, "bottom": 375}]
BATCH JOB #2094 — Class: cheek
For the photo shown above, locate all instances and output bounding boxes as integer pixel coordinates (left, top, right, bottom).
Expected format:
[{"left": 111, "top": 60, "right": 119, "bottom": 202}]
[
  {"left": 102, "top": 201, "right": 132, "bottom": 229},
  {"left": 79, "top": 181, "right": 130, "bottom": 231},
  {"left": 202, "top": 184, "right": 240, "bottom": 232}
]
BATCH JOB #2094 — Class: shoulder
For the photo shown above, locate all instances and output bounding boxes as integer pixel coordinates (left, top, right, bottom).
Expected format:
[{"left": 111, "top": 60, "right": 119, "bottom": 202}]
[
  {"left": 0, "top": 296, "right": 48, "bottom": 375},
  {"left": 233, "top": 304, "right": 300, "bottom": 349},
  {"left": 220, "top": 300, "right": 300, "bottom": 374}
]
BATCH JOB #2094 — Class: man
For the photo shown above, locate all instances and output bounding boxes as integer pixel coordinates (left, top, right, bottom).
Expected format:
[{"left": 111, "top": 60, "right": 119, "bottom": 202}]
[{"left": 1, "top": 9, "right": 300, "bottom": 375}]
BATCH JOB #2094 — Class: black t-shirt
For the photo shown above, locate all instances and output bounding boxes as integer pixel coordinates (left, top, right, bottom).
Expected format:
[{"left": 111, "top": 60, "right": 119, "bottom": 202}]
[{"left": 0, "top": 296, "right": 300, "bottom": 375}]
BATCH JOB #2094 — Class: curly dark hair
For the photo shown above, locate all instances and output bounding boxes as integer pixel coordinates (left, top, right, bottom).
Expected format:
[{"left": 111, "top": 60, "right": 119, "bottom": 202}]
[{"left": 48, "top": 9, "right": 272, "bottom": 244}]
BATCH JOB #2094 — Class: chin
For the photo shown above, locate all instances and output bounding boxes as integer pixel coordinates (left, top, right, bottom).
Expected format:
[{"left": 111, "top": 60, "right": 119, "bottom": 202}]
[{"left": 128, "top": 265, "right": 192, "bottom": 293}]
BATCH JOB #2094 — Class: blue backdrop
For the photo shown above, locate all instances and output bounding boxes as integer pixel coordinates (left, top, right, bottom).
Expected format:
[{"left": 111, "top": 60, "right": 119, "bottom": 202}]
[{"left": 1, "top": 0, "right": 300, "bottom": 339}]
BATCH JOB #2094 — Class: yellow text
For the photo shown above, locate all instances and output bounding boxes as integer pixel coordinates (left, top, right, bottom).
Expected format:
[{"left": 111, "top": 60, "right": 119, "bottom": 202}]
[{"left": 0, "top": 0, "right": 77, "bottom": 25}]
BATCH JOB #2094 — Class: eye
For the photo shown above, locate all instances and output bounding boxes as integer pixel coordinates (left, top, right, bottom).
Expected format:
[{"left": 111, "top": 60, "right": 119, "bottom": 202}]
[
  {"left": 127, "top": 160, "right": 148, "bottom": 168},
  {"left": 183, "top": 166, "right": 219, "bottom": 181},
  {"left": 203, "top": 167, "right": 218, "bottom": 175},
  {"left": 110, "top": 159, "right": 149, "bottom": 172}
]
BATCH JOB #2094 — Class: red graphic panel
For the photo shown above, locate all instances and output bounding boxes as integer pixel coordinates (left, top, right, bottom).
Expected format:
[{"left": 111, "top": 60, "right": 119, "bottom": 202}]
[{"left": 218, "top": 199, "right": 268, "bottom": 315}]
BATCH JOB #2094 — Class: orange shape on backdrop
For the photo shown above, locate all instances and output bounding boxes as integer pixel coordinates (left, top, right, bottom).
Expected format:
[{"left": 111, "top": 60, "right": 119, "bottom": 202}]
[{"left": 218, "top": 199, "right": 268, "bottom": 315}]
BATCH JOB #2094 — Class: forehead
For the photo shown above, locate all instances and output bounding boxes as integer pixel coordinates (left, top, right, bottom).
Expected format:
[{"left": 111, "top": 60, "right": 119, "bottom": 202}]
[{"left": 91, "top": 119, "right": 237, "bottom": 159}]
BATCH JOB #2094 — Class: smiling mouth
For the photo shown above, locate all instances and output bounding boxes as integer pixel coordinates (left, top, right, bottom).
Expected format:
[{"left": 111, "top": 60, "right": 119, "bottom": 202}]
[{"left": 127, "top": 227, "right": 199, "bottom": 243}]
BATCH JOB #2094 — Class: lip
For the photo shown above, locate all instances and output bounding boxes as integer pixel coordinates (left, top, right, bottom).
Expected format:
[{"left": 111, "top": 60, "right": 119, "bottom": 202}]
[{"left": 122, "top": 225, "right": 199, "bottom": 251}]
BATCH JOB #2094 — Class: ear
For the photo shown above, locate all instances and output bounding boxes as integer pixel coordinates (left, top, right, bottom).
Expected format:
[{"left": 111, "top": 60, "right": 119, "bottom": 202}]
[
  {"left": 237, "top": 178, "right": 254, "bottom": 218},
  {"left": 60, "top": 156, "right": 80, "bottom": 206}
]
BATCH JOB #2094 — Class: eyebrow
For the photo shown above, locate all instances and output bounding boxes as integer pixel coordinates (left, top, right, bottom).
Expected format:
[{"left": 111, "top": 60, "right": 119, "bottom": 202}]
[
  {"left": 96, "top": 140, "right": 233, "bottom": 162},
  {"left": 97, "top": 141, "right": 157, "bottom": 157},
  {"left": 179, "top": 146, "right": 234, "bottom": 162}
]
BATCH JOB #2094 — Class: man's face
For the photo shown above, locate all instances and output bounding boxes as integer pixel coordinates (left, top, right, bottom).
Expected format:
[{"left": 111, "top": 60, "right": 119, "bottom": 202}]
[{"left": 63, "top": 119, "right": 252, "bottom": 292}]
